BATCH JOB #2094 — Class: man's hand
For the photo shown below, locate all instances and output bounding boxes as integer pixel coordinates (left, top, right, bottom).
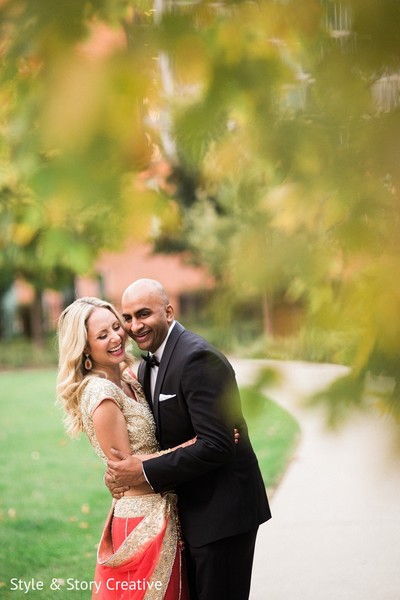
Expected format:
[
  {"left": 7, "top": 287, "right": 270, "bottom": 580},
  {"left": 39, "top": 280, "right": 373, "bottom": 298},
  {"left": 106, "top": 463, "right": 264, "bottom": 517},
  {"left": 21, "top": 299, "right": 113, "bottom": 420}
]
[{"left": 106, "top": 448, "right": 146, "bottom": 487}]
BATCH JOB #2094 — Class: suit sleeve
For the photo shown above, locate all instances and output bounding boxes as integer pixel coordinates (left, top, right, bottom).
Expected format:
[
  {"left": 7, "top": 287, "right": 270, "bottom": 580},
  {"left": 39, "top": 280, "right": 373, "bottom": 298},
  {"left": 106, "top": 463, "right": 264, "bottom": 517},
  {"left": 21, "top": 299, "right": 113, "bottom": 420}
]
[{"left": 143, "top": 349, "right": 237, "bottom": 492}]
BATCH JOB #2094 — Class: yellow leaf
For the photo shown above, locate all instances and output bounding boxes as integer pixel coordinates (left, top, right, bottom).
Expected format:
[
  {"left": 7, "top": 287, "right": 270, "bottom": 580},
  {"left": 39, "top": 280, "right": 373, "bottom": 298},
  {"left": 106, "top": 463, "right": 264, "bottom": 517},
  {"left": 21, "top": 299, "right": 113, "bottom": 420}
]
[
  {"left": 12, "top": 223, "right": 37, "bottom": 246},
  {"left": 81, "top": 503, "right": 90, "bottom": 514}
]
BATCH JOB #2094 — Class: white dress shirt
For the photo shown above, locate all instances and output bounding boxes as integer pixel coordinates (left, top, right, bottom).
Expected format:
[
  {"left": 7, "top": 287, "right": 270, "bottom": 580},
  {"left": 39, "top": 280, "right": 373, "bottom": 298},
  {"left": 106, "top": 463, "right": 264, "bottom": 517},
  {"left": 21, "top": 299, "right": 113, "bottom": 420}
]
[{"left": 149, "top": 320, "right": 176, "bottom": 400}]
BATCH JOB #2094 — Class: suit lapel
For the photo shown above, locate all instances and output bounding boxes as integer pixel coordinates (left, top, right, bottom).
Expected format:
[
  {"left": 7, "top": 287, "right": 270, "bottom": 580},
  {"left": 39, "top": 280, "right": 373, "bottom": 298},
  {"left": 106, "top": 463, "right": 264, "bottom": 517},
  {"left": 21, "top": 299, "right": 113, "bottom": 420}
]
[
  {"left": 152, "top": 322, "right": 185, "bottom": 431},
  {"left": 137, "top": 360, "right": 146, "bottom": 386},
  {"left": 137, "top": 359, "right": 153, "bottom": 410}
]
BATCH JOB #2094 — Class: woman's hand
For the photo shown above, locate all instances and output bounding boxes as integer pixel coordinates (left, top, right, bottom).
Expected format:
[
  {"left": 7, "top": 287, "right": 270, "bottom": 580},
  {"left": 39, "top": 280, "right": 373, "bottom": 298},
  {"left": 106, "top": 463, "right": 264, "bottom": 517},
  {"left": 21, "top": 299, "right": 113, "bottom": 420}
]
[
  {"left": 132, "top": 452, "right": 157, "bottom": 462},
  {"left": 104, "top": 472, "right": 130, "bottom": 499},
  {"left": 182, "top": 436, "right": 197, "bottom": 448}
]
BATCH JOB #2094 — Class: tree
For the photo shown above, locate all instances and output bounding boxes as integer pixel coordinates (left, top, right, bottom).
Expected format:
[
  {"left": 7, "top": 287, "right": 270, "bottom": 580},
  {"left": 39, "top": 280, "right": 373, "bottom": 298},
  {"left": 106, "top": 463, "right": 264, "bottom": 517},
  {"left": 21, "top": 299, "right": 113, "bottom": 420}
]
[
  {"left": 148, "top": 0, "right": 400, "bottom": 423},
  {"left": 0, "top": 0, "right": 161, "bottom": 342},
  {"left": 1, "top": 0, "right": 400, "bottom": 425}
]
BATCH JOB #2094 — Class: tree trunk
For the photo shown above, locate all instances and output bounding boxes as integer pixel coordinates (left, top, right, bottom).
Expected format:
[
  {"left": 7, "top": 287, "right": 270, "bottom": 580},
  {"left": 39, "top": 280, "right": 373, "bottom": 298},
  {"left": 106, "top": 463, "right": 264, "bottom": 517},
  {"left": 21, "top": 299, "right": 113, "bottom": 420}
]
[{"left": 262, "top": 290, "right": 273, "bottom": 336}]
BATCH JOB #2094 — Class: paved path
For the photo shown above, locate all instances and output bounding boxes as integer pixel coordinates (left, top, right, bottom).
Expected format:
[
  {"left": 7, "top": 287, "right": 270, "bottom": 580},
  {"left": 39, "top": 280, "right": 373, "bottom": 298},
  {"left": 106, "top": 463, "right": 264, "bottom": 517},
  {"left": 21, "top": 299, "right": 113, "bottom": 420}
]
[{"left": 231, "top": 359, "right": 400, "bottom": 600}]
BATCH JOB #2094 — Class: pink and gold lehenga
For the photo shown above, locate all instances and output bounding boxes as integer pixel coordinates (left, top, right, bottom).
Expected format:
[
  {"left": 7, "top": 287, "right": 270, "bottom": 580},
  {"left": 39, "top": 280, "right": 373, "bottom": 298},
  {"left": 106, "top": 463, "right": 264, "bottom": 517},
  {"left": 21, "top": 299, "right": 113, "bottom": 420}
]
[{"left": 79, "top": 371, "right": 188, "bottom": 600}]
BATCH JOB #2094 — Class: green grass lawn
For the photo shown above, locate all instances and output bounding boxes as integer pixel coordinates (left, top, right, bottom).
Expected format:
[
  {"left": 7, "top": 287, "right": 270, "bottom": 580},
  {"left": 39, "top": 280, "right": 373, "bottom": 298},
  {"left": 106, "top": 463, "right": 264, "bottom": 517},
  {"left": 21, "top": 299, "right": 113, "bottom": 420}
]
[{"left": 0, "top": 369, "right": 300, "bottom": 599}]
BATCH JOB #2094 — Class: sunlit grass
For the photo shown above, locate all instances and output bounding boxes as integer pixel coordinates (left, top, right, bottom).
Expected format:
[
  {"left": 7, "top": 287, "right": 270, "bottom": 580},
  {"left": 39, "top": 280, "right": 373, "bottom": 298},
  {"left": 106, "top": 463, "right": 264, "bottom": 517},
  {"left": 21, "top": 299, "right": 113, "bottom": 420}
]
[
  {"left": 0, "top": 369, "right": 110, "bottom": 599},
  {"left": 0, "top": 369, "right": 299, "bottom": 599},
  {"left": 241, "top": 386, "right": 300, "bottom": 492}
]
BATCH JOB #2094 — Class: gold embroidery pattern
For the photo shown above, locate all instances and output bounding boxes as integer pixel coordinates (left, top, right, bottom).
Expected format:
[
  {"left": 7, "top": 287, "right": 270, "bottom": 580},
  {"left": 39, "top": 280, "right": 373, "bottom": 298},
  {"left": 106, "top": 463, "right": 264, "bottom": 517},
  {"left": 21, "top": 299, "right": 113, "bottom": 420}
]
[{"left": 80, "top": 375, "right": 159, "bottom": 463}]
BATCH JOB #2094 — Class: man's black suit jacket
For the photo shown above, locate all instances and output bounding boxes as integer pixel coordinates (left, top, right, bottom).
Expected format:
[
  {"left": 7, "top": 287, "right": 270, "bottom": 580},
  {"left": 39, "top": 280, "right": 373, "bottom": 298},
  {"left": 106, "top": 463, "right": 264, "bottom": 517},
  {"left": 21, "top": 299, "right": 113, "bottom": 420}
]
[{"left": 138, "top": 321, "right": 271, "bottom": 548}]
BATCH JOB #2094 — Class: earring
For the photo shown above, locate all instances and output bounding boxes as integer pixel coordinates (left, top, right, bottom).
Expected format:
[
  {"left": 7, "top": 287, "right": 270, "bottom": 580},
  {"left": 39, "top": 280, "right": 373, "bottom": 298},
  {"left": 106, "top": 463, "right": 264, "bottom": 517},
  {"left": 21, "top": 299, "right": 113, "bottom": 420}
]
[{"left": 84, "top": 354, "right": 93, "bottom": 370}]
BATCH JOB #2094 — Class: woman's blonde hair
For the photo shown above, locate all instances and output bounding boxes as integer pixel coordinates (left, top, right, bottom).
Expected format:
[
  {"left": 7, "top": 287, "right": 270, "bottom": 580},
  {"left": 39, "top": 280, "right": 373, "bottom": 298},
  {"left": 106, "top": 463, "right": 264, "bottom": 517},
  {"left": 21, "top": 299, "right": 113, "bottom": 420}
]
[{"left": 56, "top": 296, "right": 134, "bottom": 438}]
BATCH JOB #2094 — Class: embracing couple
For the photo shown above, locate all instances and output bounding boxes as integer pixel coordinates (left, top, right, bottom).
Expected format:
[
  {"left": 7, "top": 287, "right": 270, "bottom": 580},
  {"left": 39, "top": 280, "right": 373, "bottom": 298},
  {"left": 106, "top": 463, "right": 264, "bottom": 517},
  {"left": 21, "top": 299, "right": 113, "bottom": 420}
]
[{"left": 57, "top": 278, "right": 271, "bottom": 600}]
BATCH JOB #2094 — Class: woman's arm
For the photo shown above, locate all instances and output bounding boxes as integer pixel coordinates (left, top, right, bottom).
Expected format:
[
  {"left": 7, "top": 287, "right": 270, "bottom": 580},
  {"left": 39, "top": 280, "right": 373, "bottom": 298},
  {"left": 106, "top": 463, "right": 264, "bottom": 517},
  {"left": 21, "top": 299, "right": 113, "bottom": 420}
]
[
  {"left": 107, "top": 426, "right": 240, "bottom": 491},
  {"left": 97, "top": 400, "right": 196, "bottom": 496},
  {"left": 92, "top": 398, "right": 132, "bottom": 461},
  {"left": 106, "top": 436, "right": 199, "bottom": 496},
  {"left": 134, "top": 429, "right": 238, "bottom": 462},
  {"left": 134, "top": 436, "right": 197, "bottom": 462}
]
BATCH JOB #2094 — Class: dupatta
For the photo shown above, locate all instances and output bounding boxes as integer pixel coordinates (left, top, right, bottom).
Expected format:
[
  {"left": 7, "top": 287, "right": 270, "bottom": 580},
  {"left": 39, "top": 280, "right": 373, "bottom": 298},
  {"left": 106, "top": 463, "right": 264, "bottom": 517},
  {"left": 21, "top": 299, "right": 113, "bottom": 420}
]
[{"left": 93, "top": 493, "right": 182, "bottom": 600}]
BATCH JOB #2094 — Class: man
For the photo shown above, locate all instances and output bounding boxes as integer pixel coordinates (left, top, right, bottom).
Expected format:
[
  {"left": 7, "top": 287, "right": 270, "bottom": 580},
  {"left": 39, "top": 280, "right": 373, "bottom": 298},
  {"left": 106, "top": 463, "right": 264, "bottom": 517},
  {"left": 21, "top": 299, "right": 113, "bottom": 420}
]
[{"left": 107, "top": 278, "right": 271, "bottom": 600}]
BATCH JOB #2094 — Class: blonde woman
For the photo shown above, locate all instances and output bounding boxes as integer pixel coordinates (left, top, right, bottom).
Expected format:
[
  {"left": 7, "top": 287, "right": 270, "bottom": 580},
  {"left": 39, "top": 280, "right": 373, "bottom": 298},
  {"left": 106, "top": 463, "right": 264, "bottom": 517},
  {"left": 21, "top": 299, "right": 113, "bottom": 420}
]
[{"left": 56, "top": 297, "right": 191, "bottom": 599}]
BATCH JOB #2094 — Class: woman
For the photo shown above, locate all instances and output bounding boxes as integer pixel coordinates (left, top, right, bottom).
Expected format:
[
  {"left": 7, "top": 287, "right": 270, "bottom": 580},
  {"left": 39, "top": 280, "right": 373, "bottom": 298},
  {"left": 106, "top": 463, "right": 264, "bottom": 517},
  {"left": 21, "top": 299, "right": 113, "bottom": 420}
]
[{"left": 56, "top": 297, "right": 191, "bottom": 599}]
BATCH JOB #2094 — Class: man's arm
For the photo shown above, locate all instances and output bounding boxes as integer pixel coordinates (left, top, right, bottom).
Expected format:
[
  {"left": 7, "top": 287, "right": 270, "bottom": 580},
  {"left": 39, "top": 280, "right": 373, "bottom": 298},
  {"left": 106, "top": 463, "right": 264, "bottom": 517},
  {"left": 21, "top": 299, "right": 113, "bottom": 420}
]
[
  {"left": 106, "top": 437, "right": 198, "bottom": 489},
  {"left": 108, "top": 349, "right": 239, "bottom": 492},
  {"left": 105, "top": 454, "right": 145, "bottom": 489}
]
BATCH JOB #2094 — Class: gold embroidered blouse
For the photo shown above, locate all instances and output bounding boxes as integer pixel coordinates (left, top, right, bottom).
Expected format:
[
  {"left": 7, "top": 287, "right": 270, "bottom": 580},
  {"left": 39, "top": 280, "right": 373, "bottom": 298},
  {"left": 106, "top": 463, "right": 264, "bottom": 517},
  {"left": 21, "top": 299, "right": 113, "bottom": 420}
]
[{"left": 79, "top": 370, "right": 159, "bottom": 460}]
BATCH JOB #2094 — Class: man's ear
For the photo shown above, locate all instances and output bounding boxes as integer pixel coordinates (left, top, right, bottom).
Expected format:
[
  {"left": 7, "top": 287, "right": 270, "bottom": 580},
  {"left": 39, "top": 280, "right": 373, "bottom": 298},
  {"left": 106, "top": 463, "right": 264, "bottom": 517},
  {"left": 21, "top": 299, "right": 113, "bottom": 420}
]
[{"left": 166, "top": 304, "right": 174, "bottom": 323}]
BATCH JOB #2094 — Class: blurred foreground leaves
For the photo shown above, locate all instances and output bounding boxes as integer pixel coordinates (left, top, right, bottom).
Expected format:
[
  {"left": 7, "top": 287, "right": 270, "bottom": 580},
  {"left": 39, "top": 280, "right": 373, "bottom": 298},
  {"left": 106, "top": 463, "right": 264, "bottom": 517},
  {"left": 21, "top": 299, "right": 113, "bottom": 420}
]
[{"left": 1, "top": 0, "right": 400, "bottom": 424}]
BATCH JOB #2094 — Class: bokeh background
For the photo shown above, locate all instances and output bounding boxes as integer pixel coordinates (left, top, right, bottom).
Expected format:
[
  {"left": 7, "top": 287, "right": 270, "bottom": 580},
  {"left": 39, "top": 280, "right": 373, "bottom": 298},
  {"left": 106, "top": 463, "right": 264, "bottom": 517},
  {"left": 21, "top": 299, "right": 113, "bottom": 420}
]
[
  {"left": 2, "top": 0, "right": 400, "bottom": 423},
  {"left": 0, "top": 0, "right": 400, "bottom": 422},
  {"left": 1, "top": 1, "right": 400, "bottom": 597}
]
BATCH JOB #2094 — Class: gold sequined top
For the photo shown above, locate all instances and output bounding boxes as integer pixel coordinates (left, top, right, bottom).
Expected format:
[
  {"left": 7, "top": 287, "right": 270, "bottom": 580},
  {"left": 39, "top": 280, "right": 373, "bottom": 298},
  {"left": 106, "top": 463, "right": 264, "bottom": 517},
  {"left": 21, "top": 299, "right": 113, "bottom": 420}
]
[{"left": 79, "top": 370, "right": 159, "bottom": 461}]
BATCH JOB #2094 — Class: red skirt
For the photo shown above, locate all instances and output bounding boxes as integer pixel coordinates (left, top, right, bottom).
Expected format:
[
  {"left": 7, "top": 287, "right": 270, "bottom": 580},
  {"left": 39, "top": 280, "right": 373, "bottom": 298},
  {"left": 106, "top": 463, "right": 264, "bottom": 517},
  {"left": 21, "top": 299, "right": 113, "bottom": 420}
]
[{"left": 92, "top": 494, "right": 188, "bottom": 600}]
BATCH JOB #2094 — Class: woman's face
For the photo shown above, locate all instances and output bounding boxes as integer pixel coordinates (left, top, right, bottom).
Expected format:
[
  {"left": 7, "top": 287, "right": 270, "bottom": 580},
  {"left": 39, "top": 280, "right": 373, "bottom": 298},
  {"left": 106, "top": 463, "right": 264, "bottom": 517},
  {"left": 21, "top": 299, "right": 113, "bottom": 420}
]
[{"left": 85, "top": 307, "right": 127, "bottom": 370}]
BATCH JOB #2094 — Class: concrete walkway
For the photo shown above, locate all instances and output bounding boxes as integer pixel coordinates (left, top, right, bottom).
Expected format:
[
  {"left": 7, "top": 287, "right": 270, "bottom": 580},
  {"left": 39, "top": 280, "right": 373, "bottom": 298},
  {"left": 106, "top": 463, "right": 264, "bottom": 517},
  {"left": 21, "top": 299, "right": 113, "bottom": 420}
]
[{"left": 231, "top": 359, "right": 400, "bottom": 600}]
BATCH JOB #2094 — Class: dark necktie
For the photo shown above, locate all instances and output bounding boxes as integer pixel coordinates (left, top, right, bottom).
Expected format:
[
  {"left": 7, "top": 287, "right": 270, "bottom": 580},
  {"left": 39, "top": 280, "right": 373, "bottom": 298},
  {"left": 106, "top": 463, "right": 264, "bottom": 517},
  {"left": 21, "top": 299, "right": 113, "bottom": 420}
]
[
  {"left": 141, "top": 353, "right": 160, "bottom": 368},
  {"left": 142, "top": 353, "right": 159, "bottom": 410}
]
